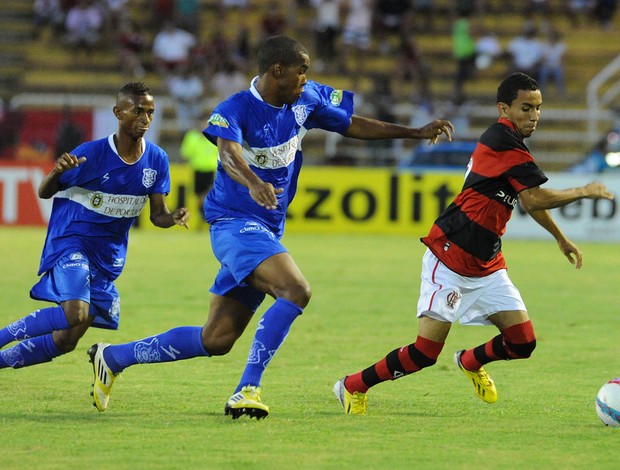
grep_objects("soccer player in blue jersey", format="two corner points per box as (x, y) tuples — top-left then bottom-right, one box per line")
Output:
(0, 82), (189, 372)
(88, 35), (454, 418)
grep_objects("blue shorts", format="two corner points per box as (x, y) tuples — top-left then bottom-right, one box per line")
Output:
(209, 219), (287, 312)
(30, 251), (121, 330)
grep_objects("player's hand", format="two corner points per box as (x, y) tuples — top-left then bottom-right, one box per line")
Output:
(249, 182), (283, 210)
(558, 237), (583, 269)
(583, 181), (614, 200)
(418, 120), (455, 145)
(172, 207), (190, 229)
(55, 153), (86, 173)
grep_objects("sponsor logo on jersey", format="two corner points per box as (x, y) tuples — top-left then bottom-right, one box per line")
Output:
(208, 113), (230, 128)
(495, 190), (518, 208)
(142, 168), (157, 188)
(330, 89), (343, 106)
(61, 187), (149, 219)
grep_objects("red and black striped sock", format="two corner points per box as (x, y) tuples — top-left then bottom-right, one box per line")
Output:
(344, 336), (444, 393)
(460, 320), (537, 371)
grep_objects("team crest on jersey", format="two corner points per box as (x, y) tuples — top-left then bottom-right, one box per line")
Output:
(142, 168), (157, 188)
(330, 89), (343, 106)
(90, 193), (103, 208)
(292, 105), (308, 126)
(255, 151), (268, 167)
(208, 113), (229, 128)
(446, 290), (462, 309)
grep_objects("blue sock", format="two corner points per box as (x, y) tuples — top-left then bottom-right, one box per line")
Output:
(0, 334), (62, 369)
(104, 326), (209, 374)
(234, 298), (303, 393)
(0, 306), (70, 348)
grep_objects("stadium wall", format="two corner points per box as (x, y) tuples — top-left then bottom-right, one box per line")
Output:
(1, 163), (618, 241)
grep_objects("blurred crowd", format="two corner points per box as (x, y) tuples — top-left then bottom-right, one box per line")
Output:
(16, 0), (618, 166)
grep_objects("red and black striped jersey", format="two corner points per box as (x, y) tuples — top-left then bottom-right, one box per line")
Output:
(421, 118), (548, 277)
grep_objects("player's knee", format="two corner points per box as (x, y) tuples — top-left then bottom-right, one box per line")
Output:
(61, 301), (90, 326)
(53, 334), (80, 353)
(281, 281), (312, 308)
(506, 339), (537, 359)
(201, 329), (236, 356)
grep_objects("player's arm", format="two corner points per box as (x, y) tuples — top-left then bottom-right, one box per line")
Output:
(149, 193), (190, 229)
(523, 206), (583, 269)
(217, 137), (282, 210)
(518, 182), (614, 212)
(343, 115), (454, 144)
(38, 153), (86, 199)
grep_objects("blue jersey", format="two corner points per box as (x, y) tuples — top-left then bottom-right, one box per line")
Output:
(38, 135), (171, 280)
(203, 79), (354, 237)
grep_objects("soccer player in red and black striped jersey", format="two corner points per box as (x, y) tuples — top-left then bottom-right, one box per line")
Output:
(334, 72), (615, 415)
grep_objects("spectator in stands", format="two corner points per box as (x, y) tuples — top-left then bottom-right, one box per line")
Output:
(32, 0), (66, 41)
(210, 59), (248, 102)
(506, 22), (543, 80)
(566, 0), (591, 28)
(166, 64), (205, 134)
(102, 0), (128, 36)
(117, 17), (146, 78)
(192, 26), (232, 79)
(410, 0), (434, 33)
(259, 1), (288, 45)
(63, 0), (104, 55)
(231, 22), (252, 73)
(310, 0), (343, 73)
(538, 29), (566, 98)
(219, 0), (249, 10)
(592, 0), (618, 30)
(55, 106), (85, 157)
(397, 33), (432, 100)
(374, 0), (412, 52)
(176, 0), (201, 37)
(180, 112), (218, 224)
(452, 7), (476, 105)
(152, 21), (197, 76)
(475, 28), (502, 70)
(341, 0), (373, 87)
(150, 0), (175, 31)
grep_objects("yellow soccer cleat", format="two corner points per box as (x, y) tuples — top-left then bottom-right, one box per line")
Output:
(88, 343), (118, 412)
(454, 350), (498, 403)
(224, 385), (270, 420)
(333, 377), (367, 415)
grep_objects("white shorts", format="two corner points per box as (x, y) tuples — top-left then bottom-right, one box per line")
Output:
(417, 249), (526, 326)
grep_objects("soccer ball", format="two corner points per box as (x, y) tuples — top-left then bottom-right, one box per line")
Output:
(595, 378), (620, 427)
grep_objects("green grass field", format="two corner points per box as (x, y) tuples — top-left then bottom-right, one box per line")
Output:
(0, 226), (618, 469)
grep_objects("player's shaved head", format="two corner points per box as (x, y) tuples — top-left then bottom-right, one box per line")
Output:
(257, 36), (309, 75)
(116, 82), (152, 105)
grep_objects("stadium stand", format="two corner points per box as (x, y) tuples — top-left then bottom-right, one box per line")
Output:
(2, 0), (619, 168)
